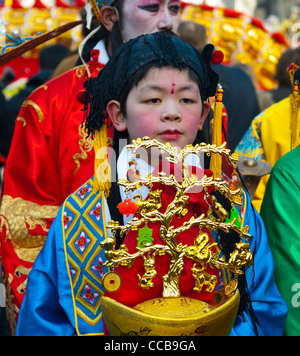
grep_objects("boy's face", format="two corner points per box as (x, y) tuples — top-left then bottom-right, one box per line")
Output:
(109, 67), (210, 150)
(120, 0), (181, 41)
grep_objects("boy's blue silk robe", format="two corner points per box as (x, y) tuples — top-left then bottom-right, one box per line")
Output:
(16, 178), (288, 336)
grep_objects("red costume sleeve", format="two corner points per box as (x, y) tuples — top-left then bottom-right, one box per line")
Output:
(0, 56), (108, 332)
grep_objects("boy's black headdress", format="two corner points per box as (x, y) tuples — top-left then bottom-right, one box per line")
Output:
(83, 31), (219, 137)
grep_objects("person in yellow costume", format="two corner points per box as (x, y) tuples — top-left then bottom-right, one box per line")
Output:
(234, 64), (300, 212)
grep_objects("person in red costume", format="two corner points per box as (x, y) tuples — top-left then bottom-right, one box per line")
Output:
(0, 0), (181, 334)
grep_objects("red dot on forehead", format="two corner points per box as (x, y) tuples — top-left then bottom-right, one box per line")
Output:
(171, 82), (175, 94)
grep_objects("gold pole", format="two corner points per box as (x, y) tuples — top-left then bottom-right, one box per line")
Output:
(210, 85), (224, 179)
(290, 80), (300, 150)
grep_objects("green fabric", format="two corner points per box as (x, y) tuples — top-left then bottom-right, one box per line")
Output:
(261, 146), (300, 336)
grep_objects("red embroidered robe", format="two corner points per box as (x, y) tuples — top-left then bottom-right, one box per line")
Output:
(0, 50), (110, 332)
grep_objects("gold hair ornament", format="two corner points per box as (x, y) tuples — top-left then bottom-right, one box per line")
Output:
(88, 0), (101, 23)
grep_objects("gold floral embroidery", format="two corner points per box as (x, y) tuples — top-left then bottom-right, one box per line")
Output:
(0, 195), (60, 262)
(2, 271), (19, 335)
(73, 124), (113, 175)
(15, 266), (31, 294)
(31, 84), (48, 95)
(75, 64), (102, 80)
(73, 124), (94, 174)
(15, 265), (31, 279)
(107, 136), (113, 147)
(16, 117), (26, 127)
(75, 65), (86, 79)
(21, 100), (44, 123)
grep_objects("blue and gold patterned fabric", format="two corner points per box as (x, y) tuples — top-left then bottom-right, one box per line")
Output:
(98, 0), (116, 6)
(62, 178), (109, 333)
(17, 178), (109, 336)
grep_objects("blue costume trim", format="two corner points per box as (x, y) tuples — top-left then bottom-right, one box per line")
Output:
(62, 179), (109, 334)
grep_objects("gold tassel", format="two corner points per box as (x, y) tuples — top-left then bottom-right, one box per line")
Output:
(290, 80), (300, 150)
(210, 85), (223, 179)
(288, 64), (300, 150)
(93, 126), (111, 198)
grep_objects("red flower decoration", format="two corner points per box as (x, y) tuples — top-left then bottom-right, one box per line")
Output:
(251, 18), (267, 32)
(211, 50), (224, 65)
(223, 8), (242, 18)
(272, 32), (289, 47)
(117, 198), (138, 217)
(200, 3), (214, 11)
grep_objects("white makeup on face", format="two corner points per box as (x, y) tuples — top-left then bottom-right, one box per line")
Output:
(120, 0), (181, 42)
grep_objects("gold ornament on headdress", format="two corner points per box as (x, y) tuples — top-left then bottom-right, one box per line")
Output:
(88, 0), (101, 23)
(288, 64), (300, 150)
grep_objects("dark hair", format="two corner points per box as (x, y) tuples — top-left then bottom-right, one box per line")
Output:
(118, 62), (203, 118)
(84, 32), (218, 137)
(39, 44), (70, 71)
(178, 21), (207, 51)
(110, 0), (126, 54)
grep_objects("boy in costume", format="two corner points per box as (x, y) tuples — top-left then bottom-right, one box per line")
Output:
(16, 32), (287, 336)
(0, 0), (181, 332)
